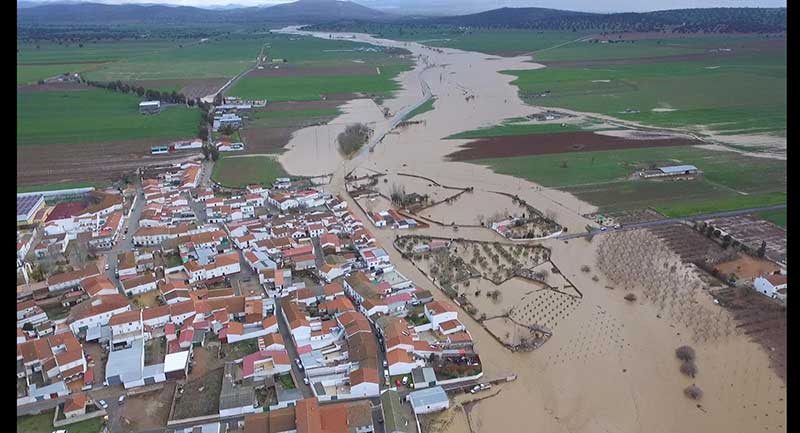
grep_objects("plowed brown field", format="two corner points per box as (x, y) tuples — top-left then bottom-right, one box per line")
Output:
(446, 131), (698, 160)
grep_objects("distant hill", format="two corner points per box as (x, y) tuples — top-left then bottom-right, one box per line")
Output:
(17, 0), (392, 25)
(426, 6), (786, 33)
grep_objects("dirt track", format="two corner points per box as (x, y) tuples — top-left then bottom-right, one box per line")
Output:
(446, 131), (699, 161)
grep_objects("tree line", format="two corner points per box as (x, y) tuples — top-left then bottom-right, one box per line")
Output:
(84, 79), (194, 107)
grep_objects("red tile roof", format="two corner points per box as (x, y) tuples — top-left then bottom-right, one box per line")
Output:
(108, 310), (141, 326)
(64, 392), (88, 413)
(296, 397), (322, 433)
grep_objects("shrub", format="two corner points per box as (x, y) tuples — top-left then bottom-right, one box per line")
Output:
(680, 360), (698, 377)
(581, 265), (591, 273)
(684, 384), (703, 400)
(675, 345), (696, 362)
(337, 123), (372, 157)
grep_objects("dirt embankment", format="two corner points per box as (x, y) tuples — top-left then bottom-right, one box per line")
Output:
(446, 131), (699, 161)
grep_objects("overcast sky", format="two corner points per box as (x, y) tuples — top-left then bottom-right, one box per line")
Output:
(20, 0), (788, 13)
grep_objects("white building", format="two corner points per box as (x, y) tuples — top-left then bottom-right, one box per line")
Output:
(754, 274), (787, 300)
(406, 386), (449, 414)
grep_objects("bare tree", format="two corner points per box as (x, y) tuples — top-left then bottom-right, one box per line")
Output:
(684, 384), (703, 400)
(680, 360), (698, 378)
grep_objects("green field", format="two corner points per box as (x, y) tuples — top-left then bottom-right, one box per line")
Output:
(229, 63), (410, 101)
(533, 35), (783, 62)
(419, 30), (587, 55)
(248, 107), (341, 128)
(17, 181), (110, 193)
(83, 37), (266, 81)
(476, 145), (785, 215)
(504, 50), (786, 135)
(211, 155), (288, 188)
(17, 88), (200, 146)
(17, 64), (94, 85)
(17, 410), (104, 433)
(18, 40), (182, 84)
(259, 33), (411, 67)
(77, 34), (410, 82)
(653, 192), (786, 217)
(18, 40), (179, 64)
(310, 26), (587, 56)
(754, 208), (787, 228)
(405, 97), (436, 121)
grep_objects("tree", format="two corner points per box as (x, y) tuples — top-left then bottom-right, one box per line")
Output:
(675, 345), (696, 362)
(684, 384), (703, 400)
(680, 360), (698, 377)
(757, 241), (767, 258)
(201, 144), (211, 160)
(23, 322), (34, 331)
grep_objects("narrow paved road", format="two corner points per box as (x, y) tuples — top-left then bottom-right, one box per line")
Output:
(274, 300), (314, 399)
(558, 204), (786, 240)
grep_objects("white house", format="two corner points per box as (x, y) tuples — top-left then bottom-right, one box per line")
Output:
(754, 274), (787, 300)
(348, 368), (380, 398)
(387, 348), (422, 376)
(225, 317), (279, 344)
(424, 301), (458, 330)
(68, 294), (132, 335)
(407, 386), (449, 414)
(121, 273), (160, 296)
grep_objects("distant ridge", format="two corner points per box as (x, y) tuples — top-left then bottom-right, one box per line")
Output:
(17, 2), (786, 34)
(426, 6), (786, 33)
(17, 0), (392, 25)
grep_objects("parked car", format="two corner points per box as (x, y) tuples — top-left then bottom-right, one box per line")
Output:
(104, 263), (110, 271)
(122, 235), (127, 240)
(118, 395), (125, 404)
(401, 376), (409, 385)
(382, 360), (388, 367)
(395, 379), (402, 387)
(98, 400), (108, 409)
(470, 385), (481, 394)
(303, 377), (309, 385)
(613, 224), (621, 229)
